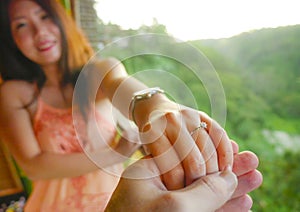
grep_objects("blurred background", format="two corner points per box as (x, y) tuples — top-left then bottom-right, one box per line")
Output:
(0, 0), (299, 211)
(94, 1), (300, 211)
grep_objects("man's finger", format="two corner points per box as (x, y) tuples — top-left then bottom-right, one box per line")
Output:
(232, 170), (263, 199)
(233, 151), (259, 176)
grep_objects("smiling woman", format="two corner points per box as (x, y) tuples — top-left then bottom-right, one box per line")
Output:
(0, 1), (127, 210)
(9, 1), (62, 66)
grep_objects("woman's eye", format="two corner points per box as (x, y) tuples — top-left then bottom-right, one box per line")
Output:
(16, 23), (26, 30)
(41, 14), (50, 20)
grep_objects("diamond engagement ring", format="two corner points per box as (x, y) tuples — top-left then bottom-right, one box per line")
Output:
(190, 121), (208, 136)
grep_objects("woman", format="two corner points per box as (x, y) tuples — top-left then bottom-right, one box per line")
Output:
(0, 0), (258, 211)
(0, 0), (140, 210)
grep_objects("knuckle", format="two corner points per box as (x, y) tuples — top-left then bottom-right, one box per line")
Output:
(185, 154), (205, 171)
(165, 111), (180, 126)
(214, 126), (226, 137)
(205, 149), (218, 163)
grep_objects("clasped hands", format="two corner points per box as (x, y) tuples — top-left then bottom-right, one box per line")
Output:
(107, 101), (262, 211)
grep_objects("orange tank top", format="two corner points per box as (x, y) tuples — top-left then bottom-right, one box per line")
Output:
(33, 97), (117, 154)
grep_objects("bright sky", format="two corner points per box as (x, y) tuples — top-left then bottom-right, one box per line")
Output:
(95, 0), (300, 41)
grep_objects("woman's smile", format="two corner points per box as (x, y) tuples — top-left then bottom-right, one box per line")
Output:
(37, 40), (57, 52)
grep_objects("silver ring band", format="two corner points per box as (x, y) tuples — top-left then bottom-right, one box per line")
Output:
(190, 121), (207, 136)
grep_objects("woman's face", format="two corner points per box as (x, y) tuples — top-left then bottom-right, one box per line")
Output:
(9, 0), (62, 68)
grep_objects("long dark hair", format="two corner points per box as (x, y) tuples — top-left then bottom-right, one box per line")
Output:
(0, 0), (71, 88)
(0, 0), (94, 117)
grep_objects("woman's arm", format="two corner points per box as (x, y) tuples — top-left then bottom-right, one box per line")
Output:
(0, 81), (138, 180)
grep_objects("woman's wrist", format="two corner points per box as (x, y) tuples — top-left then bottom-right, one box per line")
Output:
(129, 87), (165, 125)
(131, 91), (173, 129)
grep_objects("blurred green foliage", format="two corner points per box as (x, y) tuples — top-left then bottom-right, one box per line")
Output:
(96, 21), (300, 211)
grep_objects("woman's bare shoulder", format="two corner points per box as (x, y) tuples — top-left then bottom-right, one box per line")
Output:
(0, 80), (35, 108)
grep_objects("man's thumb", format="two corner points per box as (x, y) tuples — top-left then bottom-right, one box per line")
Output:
(181, 166), (238, 211)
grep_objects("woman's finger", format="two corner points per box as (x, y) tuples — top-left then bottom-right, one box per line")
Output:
(180, 109), (218, 184)
(147, 136), (185, 190)
(192, 127), (218, 175)
(141, 117), (185, 190)
(164, 111), (206, 187)
(200, 112), (233, 171)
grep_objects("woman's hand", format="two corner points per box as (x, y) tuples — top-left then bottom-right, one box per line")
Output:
(134, 97), (233, 190)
